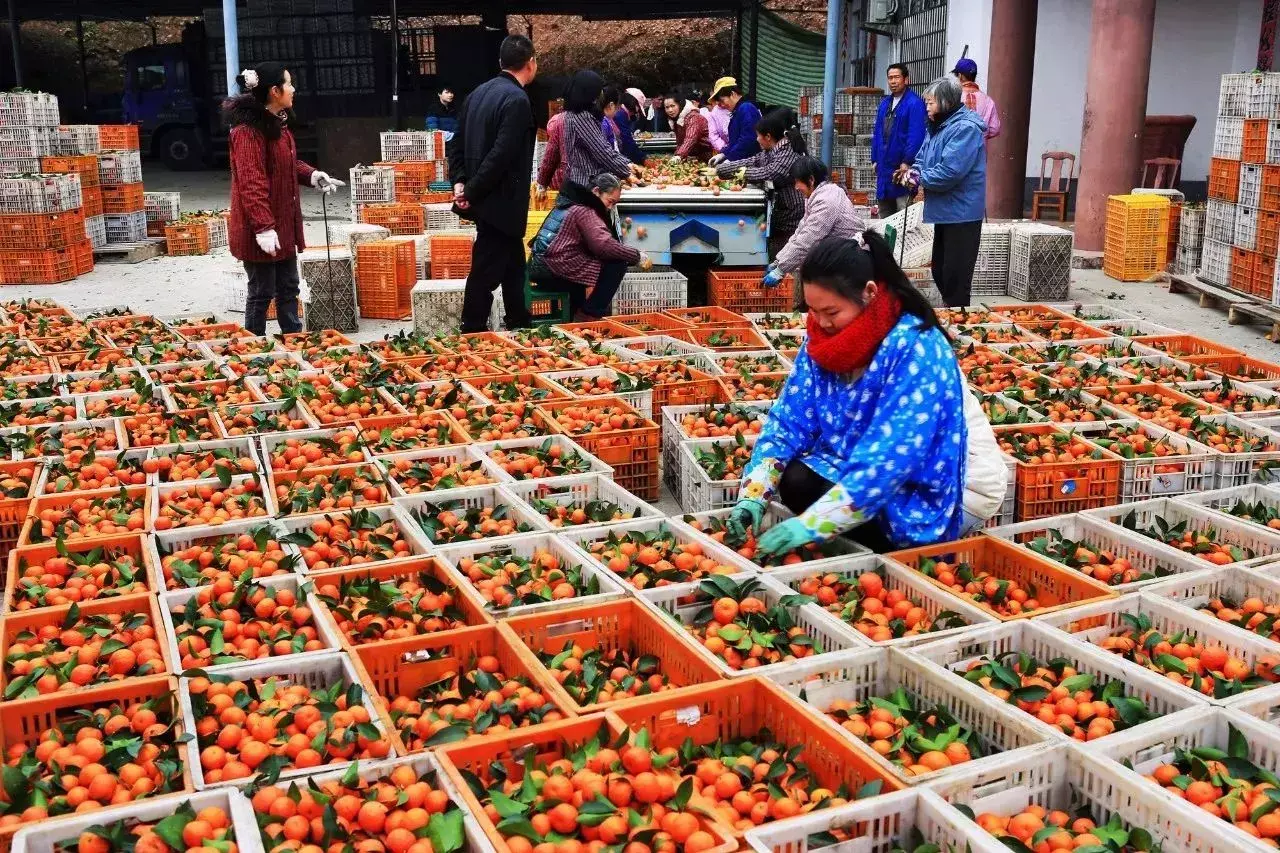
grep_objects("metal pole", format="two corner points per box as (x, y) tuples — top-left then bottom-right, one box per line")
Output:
(820, 0), (840, 165)
(391, 0), (401, 130)
(732, 4), (743, 80)
(75, 0), (88, 113)
(6, 0), (21, 89)
(747, 0), (759, 99)
(222, 0), (239, 99)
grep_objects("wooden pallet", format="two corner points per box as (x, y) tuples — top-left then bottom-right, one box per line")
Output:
(93, 238), (165, 264)
(1174, 274), (1280, 340)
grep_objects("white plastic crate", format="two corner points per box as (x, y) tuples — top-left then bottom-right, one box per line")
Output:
(1206, 199), (1238, 244)
(1267, 120), (1280, 164)
(271, 503), (431, 574)
(764, 553), (998, 647)
(1220, 75), (1252, 118)
(348, 163), (396, 205)
(1248, 72), (1280, 118)
(411, 279), (466, 336)
(1171, 482), (1280, 535)
(1077, 419), (1217, 500)
(379, 130), (446, 161)
(377, 443), (514, 497)
(179, 651), (394, 789)
(910, 621), (1209, 744)
(1082, 705), (1280, 853)
(83, 213), (106, 248)
(659, 401), (769, 494)
(1084, 496), (1280, 567)
(104, 210), (148, 244)
(678, 433), (759, 513)
(471, 434), (614, 480)
(423, 201), (471, 232)
(1236, 203), (1260, 250)
(11, 789), (254, 853)
(928, 744), (1242, 853)
(1201, 237), (1233, 286)
(0, 91), (59, 126)
(1240, 163), (1263, 209)
(503, 472), (664, 530)
(987, 512), (1208, 594)
(682, 501), (868, 573)
(97, 149), (144, 184)
(1173, 244), (1201, 275)
(0, 126), (55, 158)
(152, 473), (277, 530)
(1144, 564), (1280, 641)
(159, 572), (342, 673)
(0, 173), (82, 214)
(1036, 592), (1280, 708)
(614, 265), (689, 314)
(1009, 222), (1073, 301)
(637, 571), (863, 681)
(144, 190), (181, 224)
(1179, 204), (1206, 248)
(973, 222), (1012, 297)
(53, 124), (99, 155)
(766, 648), (1053, 787)
(542, 366), (654, 418)
(434, 530), (628, 618)
(1178, 377), (1280, 420)
(394, 482), (551, 552)
(1214, 115), (1245, 158)
(0, 156), (40, 174)
(871, 201), (932, 268)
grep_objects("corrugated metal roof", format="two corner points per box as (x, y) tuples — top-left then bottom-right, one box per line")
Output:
(743, 8), (826, 110)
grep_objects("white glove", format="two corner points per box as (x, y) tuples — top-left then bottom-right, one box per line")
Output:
(311, 171), (345, 194)
(638, 251), (653, 271)
(708, 154), (727, 167)
(255, 229), (281, 255)
(668, 155), (682, 164)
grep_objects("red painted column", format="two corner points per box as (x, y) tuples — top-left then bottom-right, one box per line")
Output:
(1075, 0), (1157, 251)
(986, 0), (1038, 218)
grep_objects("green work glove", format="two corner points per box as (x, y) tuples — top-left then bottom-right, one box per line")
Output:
(755, 517), (819, 561)
(728, 498), (766, 532)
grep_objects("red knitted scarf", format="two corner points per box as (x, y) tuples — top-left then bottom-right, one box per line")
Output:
(806, 290), (903, 374)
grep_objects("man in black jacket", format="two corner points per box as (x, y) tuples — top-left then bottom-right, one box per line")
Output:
(447, 34), (537, 331)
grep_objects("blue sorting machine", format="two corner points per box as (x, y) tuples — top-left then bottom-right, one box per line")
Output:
(617, 185), (769, 266)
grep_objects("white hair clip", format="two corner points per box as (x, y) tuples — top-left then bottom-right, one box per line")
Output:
(854, 232), (869, 251)
(241, 69), (259, 90)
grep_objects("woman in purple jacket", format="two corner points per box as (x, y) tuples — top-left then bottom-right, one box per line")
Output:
(527, 173), (645, 321)
(767, 156), (867, 286)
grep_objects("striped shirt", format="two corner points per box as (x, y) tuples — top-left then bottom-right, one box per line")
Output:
(717, 137), (805, 234)
(562, 110), (633, 186)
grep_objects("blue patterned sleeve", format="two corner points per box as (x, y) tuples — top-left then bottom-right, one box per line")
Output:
(795, 332), (958, 538)
(738, 347), (820, 502)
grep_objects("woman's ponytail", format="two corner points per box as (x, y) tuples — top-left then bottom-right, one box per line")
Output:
(860, 230), (945, 333)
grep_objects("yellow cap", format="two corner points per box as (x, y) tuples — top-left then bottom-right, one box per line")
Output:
(712, 76), (738, 98)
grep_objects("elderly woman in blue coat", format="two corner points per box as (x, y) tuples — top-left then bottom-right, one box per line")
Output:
(898, 75), (988, 307)
(728, 232), (968, 557)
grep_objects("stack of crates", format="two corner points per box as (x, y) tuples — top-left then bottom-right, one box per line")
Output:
(348, 163), (395, 221)
(376, 131), (451, 207)
(0, 174), (92, 282)
(144, 191), (181, 238)
(40, 153), (103, 247)
(0, 91), (59, 174)
(1175, 202), (1205, 274)
(96, 127), (144, 242)
(1103, 194), (1170, 282)
(804, 87), (882, 202)
(1206, 71), (1280, 296)
(355, 239), (416, 319)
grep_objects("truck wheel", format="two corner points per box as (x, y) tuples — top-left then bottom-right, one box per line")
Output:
(159, 128), (205, 171)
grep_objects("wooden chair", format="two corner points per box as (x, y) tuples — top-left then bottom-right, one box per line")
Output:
(1142, 157), (1182, 189)
(1032, 151), (1075, 221)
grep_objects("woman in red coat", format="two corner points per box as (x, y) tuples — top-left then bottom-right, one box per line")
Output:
(664, 94), (712, 163)
(225, 62), (343, 335)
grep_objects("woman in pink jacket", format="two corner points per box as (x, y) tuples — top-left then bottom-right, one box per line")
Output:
(767, 156), (867, 284)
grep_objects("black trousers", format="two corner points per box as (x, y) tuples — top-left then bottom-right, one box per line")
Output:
(776, 458), (896, 554)
(931, 220), (983, 308)
(532, 260), (628, 318)
(460, 220), (532, 333)
(877, 195), (907, 217)
(243, 258), (302, 336)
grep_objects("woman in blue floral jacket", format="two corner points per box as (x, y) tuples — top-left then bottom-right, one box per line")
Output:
(729, 232), (967, 555)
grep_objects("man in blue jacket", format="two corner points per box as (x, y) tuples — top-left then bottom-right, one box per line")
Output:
(871, 63), (926, 217)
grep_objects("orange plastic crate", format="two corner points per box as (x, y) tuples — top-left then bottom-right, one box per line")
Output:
(1209, 157), (1241, 202)
(97, 124), (141, 150)
(429, 234), (474, 279)
(614, 311), (694, 333)
(1264, 165), (1280, 211)
(0, 242), (92, 284)
(1256, 254), (1277, 300)
(886, 534), (1118, 621)
(101, 182), (144, 214)
(683, 325), (770, 352)
(1231, 247), (1257, 294)
(352, 623), (576, 756)
(81, 185), (103, 218)
(38, 155), (100, 188)
(164, 221), (212, 256)
(707, 267), (795, 313)
(1132, 333), (1242, 358)
(537, 397), (661, 500)
(0, 594), (171, 697)
(0, 675), (191, 851)
(0, 210), (85, 251)
(995, 423), (1123, 520)
(607, 678), (905, 833)
(361, 202), (426, 235)
(501, 598), (724, 714)
(356, 240), (415, 319)
(0, 459), (40, 567)
(1259, 210), (1280, 258)
(1181, 354), (1280, 382)
(1244, 119), (1270, 163)
(663, 306), (753, 327)
(616, 359), (722, 410)
(17, 485), (152, 548)
(1102, 195), (1169, 282)
(6, 531), (155, 611)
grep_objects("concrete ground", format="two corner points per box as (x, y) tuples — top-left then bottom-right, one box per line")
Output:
(7, 167), (1280, 355)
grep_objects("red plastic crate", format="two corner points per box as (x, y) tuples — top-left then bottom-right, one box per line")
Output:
(1209, 157), (1241, 202)
(428, 234), (474, 279)
(361, 202), (426, 235)
(38, 155), (100, 188)
(0, 210), (86, 251)
(97, 124), (141, 150)
(0, 241), (92, 284)
(101, 183), (144, 214)
(355, 239), (415, 319)
(707, 266), (796, 313)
